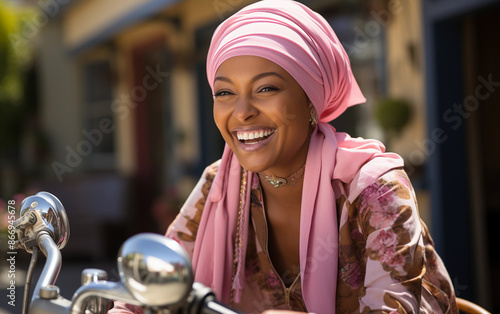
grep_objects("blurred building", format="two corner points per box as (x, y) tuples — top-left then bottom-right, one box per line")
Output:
(31, 0), (394, 259)
(13, 0), (499, 311)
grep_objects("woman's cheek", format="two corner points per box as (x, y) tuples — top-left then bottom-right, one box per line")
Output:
(213, 104), (225, 128)
(213, 106), (233, 141)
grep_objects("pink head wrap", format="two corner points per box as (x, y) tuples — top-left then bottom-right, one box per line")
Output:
(206, 0), (366, 122)
(188, 1), (404, 313)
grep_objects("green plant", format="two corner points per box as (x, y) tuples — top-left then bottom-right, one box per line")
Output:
(374, 97), (413, 134)
(0, 1), (23, 104)
(0, 2), (34, 155)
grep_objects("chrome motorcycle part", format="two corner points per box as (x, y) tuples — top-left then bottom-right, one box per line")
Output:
(80, 269), (112, 314)
(15, 191), (70, 252)
(15, 192), (245, 314)
(81, 268), (108, 285)
(184, 282), (244, 314)
(15, 192), (67, 314)
(34, 232), (62, 301)
(117, 233), (194, 307)
(40, 285), (60, 300)
(70, 281), (142, 314)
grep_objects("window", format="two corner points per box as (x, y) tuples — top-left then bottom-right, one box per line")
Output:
(82, 59), (116, 170)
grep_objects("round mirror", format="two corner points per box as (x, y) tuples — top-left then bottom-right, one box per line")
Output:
(117, 233), (194, 307)
(19, 191), (70, 249)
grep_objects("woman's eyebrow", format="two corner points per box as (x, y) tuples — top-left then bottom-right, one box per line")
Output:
(213, 71), (286, 84)
(251, 71), (286, 83)
(213, 76), (232, 84)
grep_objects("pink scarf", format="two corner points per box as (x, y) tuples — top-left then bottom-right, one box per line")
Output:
(191, 1), (404, 312)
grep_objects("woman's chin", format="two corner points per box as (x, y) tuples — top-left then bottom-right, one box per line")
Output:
(239, 162), (267, 173)
(235, 155), (272, 174)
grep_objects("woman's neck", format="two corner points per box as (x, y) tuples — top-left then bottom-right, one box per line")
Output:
(256, 125), (313, 214)
(258, 172), (304, 215)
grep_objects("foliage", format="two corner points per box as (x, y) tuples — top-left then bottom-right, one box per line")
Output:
(0, 1), (23, 104)
(0, 2), (33, 154)
(374, 98), (413, 134)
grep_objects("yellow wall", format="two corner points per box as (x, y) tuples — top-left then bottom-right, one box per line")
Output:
(385, 0), (426, 162)
(384, 0), (430, 224)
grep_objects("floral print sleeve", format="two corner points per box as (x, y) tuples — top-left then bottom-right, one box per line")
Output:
(336, 169), (458, 314)
(165, 161), (218, 257)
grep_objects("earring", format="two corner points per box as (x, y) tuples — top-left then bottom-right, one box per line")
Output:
(309, 103), (318, 127)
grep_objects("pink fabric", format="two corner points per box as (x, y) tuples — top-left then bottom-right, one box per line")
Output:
(206, 0), (366, 122)
(296, 124), (403, 313)
(193, 1), (405, 313)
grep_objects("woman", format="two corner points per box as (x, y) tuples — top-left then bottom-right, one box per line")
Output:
(113, 0), (457, 313)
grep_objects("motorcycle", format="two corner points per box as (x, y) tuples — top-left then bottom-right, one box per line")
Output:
(13, 191), (243, 314)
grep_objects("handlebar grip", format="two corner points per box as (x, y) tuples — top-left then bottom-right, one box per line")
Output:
(184, 283), (244, 314)
(201, 298), (244, 314)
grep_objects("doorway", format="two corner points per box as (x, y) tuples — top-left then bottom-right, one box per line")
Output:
(131, 37), (173, 233)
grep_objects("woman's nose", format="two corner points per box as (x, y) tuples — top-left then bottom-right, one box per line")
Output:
(232, 96), (258, 122)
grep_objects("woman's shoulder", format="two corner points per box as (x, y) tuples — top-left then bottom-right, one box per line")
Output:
(166, 160), (221, 245)
(196, 160), (220, 200)
(339, 168), (418, 236)
(358, 168), (413, 201)
(204, 159), (220, 179)
(356, 168), (415, 216)
(334, 165), (408, 202)
(192, 159), (221, 199)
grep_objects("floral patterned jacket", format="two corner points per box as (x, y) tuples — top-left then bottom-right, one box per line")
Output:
(111, 165), (458, 314)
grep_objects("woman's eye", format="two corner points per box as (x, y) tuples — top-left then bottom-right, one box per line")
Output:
(214, 90), (233, 97)
(258, 86), (278, 93)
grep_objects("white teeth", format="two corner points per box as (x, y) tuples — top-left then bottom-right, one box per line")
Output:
(237, 129), (275, 141)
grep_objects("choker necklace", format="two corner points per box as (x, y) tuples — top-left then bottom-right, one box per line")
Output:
(261, 163), (306, 188)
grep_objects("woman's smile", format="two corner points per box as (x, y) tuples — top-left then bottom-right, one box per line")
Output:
(235, 128), (276, 142)
(233, 128), (277, 152)
(213, 55), (312, 175)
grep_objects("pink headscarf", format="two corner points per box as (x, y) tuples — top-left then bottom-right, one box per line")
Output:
(206, 0), (366, 122)
(191, 1), (404, 313)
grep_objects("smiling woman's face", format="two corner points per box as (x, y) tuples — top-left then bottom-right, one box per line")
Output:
(213, 55), (312, 175)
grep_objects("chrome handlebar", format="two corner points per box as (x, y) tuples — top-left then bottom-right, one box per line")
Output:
(33, 232), (62, 303)
(14, 192), (243, 314)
